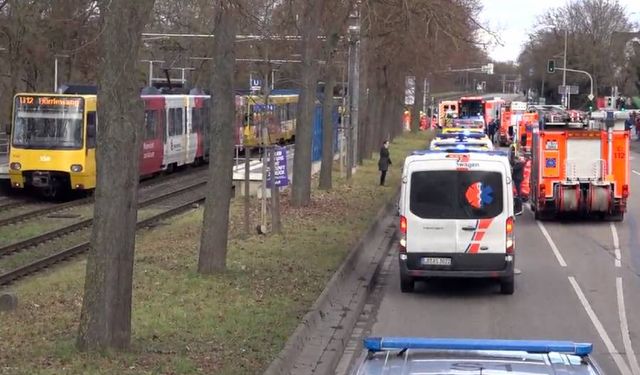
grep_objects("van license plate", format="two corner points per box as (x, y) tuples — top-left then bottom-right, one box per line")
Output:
(421, 257), (452, 266)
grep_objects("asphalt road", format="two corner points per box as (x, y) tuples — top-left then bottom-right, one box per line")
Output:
(340, 145), (640, 374)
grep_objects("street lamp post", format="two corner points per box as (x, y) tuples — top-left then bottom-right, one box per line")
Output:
(54, 54), (70, 92)
(562, 28), (568, 108)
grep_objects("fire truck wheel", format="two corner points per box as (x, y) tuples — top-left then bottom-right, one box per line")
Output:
(534, 209), (552, 221)
(606, 211), (624, 222)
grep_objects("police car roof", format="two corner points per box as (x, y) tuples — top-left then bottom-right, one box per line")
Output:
(356, 337), (600, 375)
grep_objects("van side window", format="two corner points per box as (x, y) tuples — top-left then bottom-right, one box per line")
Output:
(87, 111), (97, 148)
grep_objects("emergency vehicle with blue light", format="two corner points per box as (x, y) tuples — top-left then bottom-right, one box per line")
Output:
(398, 147), (515, 294)
(352, 337), (603, 374)
(529, 109), (630, 221)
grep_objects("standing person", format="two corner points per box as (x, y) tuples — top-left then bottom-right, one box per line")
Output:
(509, 147), (524, 216)
(488, 119), (497, 144)
(378, 140), (392, 186)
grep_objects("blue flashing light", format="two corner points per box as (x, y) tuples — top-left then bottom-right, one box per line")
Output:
(436, 133), (484, 140)
(412, 149), (507, 156)
(363, 337), (593, 357)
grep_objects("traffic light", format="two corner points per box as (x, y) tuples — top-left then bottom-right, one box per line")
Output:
(547, 60), (555, 73)
(605, 96), (613, 108)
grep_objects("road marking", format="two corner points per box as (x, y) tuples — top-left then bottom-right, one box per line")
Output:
(611, 223), (622, 268)
(633, 170), (640, 176)
(568, 277), (633, 375)
(617, 277), (640, 375)
(536, 221), (567, 267)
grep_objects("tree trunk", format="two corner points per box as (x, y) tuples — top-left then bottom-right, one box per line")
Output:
(366, 74), (380, 159)
(410, 74), (424, 133)
(198, 1), (237, 273)
(319, 64), (337, 190)
(77, 0), (155, 352)
(291, 0), (325, 207)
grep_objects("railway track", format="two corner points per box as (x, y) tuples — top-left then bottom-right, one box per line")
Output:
(0, 179), (207, 259)
(0, 197), (32, 211)
(0, 187), (207, 286)
(0, 165), (207, 227)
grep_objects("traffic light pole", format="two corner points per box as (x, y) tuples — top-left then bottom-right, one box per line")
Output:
(554, 67), (594, 103)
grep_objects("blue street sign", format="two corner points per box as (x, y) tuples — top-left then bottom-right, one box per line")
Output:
(266, 147), (289, 188)
(250, 78), (262, 91)
(253, 104), (276, 112)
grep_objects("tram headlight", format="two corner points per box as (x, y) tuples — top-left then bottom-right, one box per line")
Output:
(9, 162), (21, 171)
(70, 164), (83, 173)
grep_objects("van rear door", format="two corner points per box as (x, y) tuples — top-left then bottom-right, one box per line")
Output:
(453, 166), (506, 254)
(405, 163), (457, 253)
(405, 159), (507, 255)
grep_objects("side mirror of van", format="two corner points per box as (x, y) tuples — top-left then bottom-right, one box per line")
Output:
(4, 123), (10, 135)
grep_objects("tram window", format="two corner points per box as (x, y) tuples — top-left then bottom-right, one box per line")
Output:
(169, 108), (183, 136)
(144, 110), (157, 140)
(87, 111), (97, 148)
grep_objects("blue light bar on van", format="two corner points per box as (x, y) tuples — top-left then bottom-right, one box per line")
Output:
(363, 337), (593, 356)
(436, 133), (485, 138)
(412, 149), (508, 156)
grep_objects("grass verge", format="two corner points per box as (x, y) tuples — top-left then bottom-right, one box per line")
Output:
(0, 131), (431, 375)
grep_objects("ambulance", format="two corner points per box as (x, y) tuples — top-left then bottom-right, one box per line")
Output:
(438, 100), (458, 127)
(398, 148), (516, 294)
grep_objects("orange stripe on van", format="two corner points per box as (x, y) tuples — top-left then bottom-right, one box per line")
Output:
(478, 219), (493, 230)
(472, 231), (485, 242)
(468, 243), (480, 254)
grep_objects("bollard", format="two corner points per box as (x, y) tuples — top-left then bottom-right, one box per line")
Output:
(0, 291), (18, 312)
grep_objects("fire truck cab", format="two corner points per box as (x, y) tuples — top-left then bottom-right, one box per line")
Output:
(530, 110), (630, 221)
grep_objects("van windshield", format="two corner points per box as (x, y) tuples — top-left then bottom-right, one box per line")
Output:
(410, 170), (503, 219)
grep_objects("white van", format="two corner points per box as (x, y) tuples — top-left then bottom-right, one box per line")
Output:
(398, 149), (515, 294)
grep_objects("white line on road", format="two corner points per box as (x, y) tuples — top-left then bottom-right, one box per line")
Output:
(536, 221), (567, 267)
(617, 277), (640, 375)
(611, 223), (622, 268)
(568, 276), (633, 375)
(633, 170), (640, 176)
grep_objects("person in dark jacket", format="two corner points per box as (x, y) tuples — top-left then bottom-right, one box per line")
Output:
(378, 140), (392, 186)
(510, 150), (524, 215)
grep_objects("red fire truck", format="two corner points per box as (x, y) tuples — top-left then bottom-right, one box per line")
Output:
(529, 110), (630, 221)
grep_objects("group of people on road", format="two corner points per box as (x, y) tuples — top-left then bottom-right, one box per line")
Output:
(626, 111), (640, 139)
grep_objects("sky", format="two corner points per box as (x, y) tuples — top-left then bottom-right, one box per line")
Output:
(480, 0), (640, 62)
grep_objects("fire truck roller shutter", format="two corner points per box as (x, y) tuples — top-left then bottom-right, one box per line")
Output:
(566, 139), (604, 180)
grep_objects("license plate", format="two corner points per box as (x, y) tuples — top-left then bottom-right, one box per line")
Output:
(421, 257), (452, 266)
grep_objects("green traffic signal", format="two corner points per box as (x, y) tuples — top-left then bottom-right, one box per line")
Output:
(547, 60), (555, 73)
